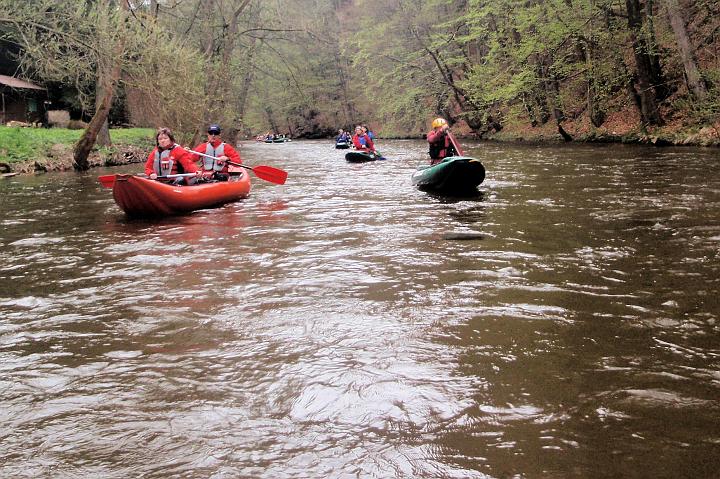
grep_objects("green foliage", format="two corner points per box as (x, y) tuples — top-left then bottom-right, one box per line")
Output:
(0, 127), (80, 162)
(3, 0), (718, 140)
(0, 127), (153, 163)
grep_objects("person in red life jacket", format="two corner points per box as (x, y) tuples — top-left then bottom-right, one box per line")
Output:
(144, 127), (200, 184)
(190, 124), (241, 181)
(351, 125), (376, 153)
(427, 117), (458, 165)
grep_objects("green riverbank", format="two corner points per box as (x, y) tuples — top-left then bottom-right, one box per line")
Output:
(0, 126), (154, 174)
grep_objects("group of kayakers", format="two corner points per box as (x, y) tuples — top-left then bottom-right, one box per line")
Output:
(336, 118), (458, 163)
(145, 124), (241, 185)
(335, 124), (378, 154)
(147, 116), (459, 185)
(255, 132), (289, 142)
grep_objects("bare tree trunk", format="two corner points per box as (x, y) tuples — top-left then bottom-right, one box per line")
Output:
(410, 26), (483, 129)
(625, 0), (663, 126)
(73, 65), (120, 170)
(235, 3), (261, 140)
(201, 0), (253, 143)
(95, 80), (111, 147)
(334, 51), (355, 127)
(664, 0), (707, 100)
(265, 106), (278, 133)
(72, 0), (127, 170)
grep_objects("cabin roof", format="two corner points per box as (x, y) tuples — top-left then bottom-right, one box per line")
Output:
(0, 74), (43, 90)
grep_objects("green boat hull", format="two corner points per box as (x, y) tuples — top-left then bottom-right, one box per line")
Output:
(411, 156), (485, 193)
(345, 151), (377, 163)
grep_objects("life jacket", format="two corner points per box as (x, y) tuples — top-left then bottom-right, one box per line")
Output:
(428, 141), (443, 160)
(153, 144), (181, 176)
(201, 142), (226, 171)
(428, 133), (455, 160)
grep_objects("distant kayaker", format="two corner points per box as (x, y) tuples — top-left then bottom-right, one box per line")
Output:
(336, 129), (350, 143)
(352, 125), (376, 153)
(145, 127), (200, 184)
(362, 125), (375, 140)
(191, 124), (242, 181)
(427, 117), (458, 165)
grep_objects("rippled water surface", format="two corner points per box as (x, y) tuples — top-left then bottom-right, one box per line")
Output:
(1, 139), (719, 478)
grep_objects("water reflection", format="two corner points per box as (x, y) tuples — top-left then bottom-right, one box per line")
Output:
(1, 141), (719, 477)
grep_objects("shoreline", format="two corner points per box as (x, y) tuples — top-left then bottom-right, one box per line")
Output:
(0, 144), (147, 176)
(3, 125), (718, 178)
(379, 124), (720, 147)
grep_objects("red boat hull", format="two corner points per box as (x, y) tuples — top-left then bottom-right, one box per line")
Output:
(110, 174), (251, 217)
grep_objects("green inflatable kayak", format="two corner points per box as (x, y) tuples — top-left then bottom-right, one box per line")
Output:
(345, 151), (386, 162)
(411, 156), (486, 193)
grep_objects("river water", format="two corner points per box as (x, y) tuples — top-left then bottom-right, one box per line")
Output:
(0, 139), (718, 478)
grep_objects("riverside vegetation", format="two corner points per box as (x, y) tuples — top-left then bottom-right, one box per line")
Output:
(0, 0), (718, 171)
(0, 127), (154, 174)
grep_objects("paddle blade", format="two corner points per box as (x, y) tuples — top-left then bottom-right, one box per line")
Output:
(98, 175), (116, 188)
(252, 165), (288, 185)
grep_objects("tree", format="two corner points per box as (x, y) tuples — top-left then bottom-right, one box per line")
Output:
(0, 1), (133, 169)
(1, 0), (208, 167)
(625, 0), (664, 126)
(664, 0), (707, 100)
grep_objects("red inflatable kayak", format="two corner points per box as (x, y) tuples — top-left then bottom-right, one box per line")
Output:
(105, 173), (251, 217)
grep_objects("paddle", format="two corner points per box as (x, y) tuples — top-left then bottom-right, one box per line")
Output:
(372, 150), (387, 160)
(446, 129), (465, 156)
(98, 173), (197, 188)
(358, 144), (386, 160)
(186, 148), (288, 185)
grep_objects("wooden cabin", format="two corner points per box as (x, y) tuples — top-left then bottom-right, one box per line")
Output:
(0, 74), (46, 125)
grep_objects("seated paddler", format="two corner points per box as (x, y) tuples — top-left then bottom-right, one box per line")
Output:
(191, 124), (242, 181)
(351, 125), (376, 154)
(144, 127), (200, 185)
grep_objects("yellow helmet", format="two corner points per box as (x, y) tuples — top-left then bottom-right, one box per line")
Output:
(432, 117), (447, 128)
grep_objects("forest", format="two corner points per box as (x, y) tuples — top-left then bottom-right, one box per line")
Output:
(1, 0), (719, 169)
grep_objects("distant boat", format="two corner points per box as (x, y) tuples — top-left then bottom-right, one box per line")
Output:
(335, 141), (350, 149)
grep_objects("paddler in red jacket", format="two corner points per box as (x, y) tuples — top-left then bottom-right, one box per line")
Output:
(144, 127), (200, 184)
(351, 125), (376, 153)
(427, 117), (457, 165)
(190, 124), (242, 181)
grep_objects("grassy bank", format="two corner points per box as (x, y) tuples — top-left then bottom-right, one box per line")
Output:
(0, 126), (154, 164)
(0, 126), (155, 174)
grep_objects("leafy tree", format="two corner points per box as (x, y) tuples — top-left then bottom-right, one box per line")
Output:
(0, 0), (205, 169)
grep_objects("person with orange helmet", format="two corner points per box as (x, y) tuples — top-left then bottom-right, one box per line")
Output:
(427, 117), (457, 165)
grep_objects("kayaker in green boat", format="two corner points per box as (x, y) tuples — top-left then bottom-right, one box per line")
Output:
(427, 117), (458, 165)
(351, 125), (377, 154)
(362, 124), (375, 141)
(190, 124), (242, 182)
(144, 128), (201, 185)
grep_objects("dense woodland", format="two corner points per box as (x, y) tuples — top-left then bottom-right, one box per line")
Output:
(0, 0), (719, 169)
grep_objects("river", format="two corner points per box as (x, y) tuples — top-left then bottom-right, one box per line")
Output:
(0, 139), (718, 478)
